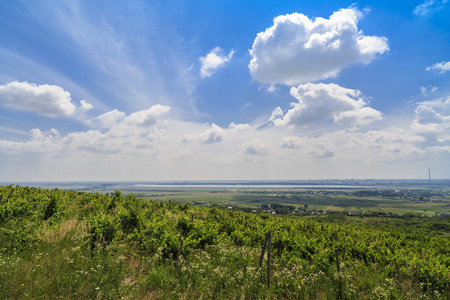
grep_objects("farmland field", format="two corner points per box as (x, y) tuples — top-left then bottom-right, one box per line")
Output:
(63, 180), (450, 216)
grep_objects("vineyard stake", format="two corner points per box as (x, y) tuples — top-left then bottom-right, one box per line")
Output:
(259, 232), (269, 268)
(335, 247), (340, 273)
(267, 230), (272, 287)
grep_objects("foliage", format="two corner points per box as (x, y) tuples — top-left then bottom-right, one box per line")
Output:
(0, 185), (449, 299)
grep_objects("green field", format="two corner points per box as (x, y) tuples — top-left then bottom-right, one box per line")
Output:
(1, 185), (449, 299)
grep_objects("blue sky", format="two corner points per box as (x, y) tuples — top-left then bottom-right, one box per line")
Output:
(0, 0), (449, 181)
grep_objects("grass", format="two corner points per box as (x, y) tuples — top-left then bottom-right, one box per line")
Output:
(1, 185), (449, 299)
(2, 243), (445, 299)
(1, 222), (131, 299)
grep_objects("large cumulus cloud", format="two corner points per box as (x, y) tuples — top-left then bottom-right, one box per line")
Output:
(249, 8), (389, 85)
(270, 83), (382, 127)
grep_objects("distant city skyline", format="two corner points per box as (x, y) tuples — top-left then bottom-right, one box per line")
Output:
(0, 0), (449, 181)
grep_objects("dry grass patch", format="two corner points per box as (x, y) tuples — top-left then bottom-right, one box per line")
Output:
(40, 218), (87, 243)
(128, 255), (141, 269)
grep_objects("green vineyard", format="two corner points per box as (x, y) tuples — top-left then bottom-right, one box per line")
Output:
(1, 185), (449, 299)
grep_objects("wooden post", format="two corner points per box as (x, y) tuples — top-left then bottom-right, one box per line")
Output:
(335, 247), (340, 273)
(267, 231), (272, 287)
(259, 232), (269, 267)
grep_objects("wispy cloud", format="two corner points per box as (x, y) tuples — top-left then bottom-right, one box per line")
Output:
(420, 86), (438, 96)
(2, 1), (198, 114)
(426, 61), (450, 74)
(413, 0), (448, 16)
(0, 126), (30, 136)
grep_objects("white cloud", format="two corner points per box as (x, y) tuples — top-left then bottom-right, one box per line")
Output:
(199, 123), (224, 144)
(88, 105), (171, 135)
(0, 100), (449, 181)
(421, 87), (427, 96)
(10, 105), (170, 157)
(335, 107), (383, 125)
(281, 136), (303, 149)
(0, 127), (63, 154)
(0, 81), (76, 116)
(411, 103), (450, 147)
(415, 105), (445, 124)
(79, 100), (93, 111)
(413, 0), (448, 16)
(229, 122), (250, 131)
(276, 126), (428, 166)
(249, 8), (389, 85)
(271, 83), (382, 127)
(258, 85), (278, 93)
(90, 109), (126, 129)
(266, 85), (278, 93)
(199, 47), (234, 78)
(183, 123), (224, 144)
(421, 86), (438, 96)
(123, 105), (171, 127)
(269, 107), (284, 123)
(105, 105), (171, 141)
(419, 97), (450, 119)
(426, 61), (450, 74)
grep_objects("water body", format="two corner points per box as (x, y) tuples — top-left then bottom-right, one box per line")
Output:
(132, 184), (376, 189)
(3, 179), (447, 191)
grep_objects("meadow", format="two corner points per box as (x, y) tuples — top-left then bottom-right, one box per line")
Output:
(1, 184), (449, 299)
